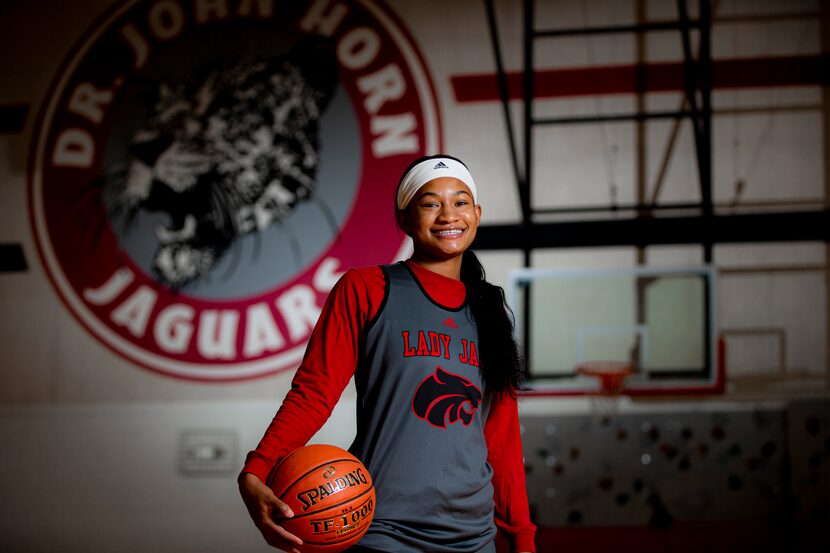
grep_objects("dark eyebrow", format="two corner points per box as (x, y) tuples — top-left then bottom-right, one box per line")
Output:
(416, 190), (473, 200)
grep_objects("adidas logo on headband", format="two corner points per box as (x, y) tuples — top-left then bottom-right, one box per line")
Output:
(396, 155), (478, 210)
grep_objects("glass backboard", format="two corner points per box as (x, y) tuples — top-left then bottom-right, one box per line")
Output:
(508, 266), (723, 396)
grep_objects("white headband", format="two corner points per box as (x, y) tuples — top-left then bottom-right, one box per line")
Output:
(396, 156), (477, 210)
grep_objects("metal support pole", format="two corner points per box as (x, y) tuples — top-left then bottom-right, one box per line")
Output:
(484, 0), (523, 197)
(522, 0), (534, 232)
(522, 0), (535, 366)
(820, 0), (830, 396)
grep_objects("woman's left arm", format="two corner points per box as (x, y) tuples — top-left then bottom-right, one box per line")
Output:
(484, 391), (537, 553)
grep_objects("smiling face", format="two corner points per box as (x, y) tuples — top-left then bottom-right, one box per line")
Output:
(397, 177), (481, 265)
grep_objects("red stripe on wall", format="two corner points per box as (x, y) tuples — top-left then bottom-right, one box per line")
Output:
(496, 521), (796, 553)
(451, 55), (829, 102)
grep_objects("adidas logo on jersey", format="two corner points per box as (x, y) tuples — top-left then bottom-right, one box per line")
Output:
(443, 317), (458, 329)
(433, 161), (449, 169)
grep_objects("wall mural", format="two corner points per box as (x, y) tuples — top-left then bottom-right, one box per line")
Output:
(28, 0), (441, 381)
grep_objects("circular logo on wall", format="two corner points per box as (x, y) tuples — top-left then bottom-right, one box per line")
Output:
(28, 0), (441, 381)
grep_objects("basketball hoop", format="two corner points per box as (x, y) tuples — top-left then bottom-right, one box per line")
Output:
(576, 361), (634, 424)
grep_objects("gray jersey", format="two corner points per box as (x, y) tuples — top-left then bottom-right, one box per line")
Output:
(349, 262), (496, 553)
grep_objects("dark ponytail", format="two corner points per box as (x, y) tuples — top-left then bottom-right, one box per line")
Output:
(461, 250), (528, 396)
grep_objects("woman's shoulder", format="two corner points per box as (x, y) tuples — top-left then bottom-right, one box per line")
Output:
(328, 265), (387, 320)
(329, 265), (387, 306)
(339, 264), (385, 289)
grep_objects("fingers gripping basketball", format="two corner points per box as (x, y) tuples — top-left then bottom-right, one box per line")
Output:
(267, 445), (375, 553)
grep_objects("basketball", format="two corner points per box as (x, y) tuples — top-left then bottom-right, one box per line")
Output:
(266, 444), (375, 553)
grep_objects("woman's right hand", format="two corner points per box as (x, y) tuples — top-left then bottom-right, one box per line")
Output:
(239, 472), (304, 552)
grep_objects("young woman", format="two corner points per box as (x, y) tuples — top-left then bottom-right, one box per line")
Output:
(239, 155), (536, 553)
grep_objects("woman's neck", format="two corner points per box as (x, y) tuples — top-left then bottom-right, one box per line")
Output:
(408, 253), (463, 281)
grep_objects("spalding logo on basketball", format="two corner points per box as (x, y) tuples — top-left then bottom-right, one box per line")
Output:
(267, 444), (375, 552)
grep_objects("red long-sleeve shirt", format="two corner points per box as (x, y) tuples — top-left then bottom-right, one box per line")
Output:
(242, 260), (536, 552)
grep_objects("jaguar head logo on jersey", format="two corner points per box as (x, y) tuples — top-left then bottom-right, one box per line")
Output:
(28, 0), (441, 381)
(412, 367), (482, 428)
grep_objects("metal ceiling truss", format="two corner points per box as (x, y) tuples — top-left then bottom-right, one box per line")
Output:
(479, 0), (828, 253)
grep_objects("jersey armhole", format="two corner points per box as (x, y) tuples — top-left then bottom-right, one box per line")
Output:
(363, 264), (391, 334)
